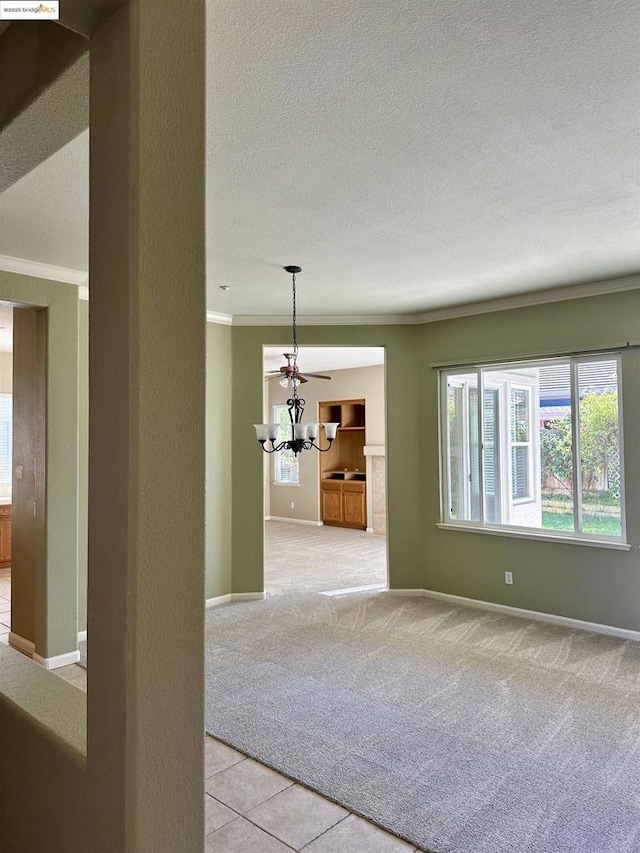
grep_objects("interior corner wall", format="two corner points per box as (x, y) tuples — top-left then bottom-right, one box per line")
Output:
(231, 324), (423, 595)
(206, 321), (232, 598)
(420, 287), (640, 632)
(268, 363), (385, 524)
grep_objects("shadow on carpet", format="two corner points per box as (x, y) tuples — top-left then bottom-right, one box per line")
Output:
(205, 592), (640, 853)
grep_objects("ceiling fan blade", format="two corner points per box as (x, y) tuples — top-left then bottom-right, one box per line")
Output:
(301, 373), (332, 380)
(265, 370), (283, 375)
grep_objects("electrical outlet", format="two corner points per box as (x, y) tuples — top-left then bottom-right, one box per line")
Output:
(504, 571), (513, 585)
(290, 502), (295, 510)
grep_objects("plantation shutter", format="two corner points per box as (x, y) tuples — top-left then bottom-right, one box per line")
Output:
(468, 387), (480, 519)
(511, 447), (529, 499)
(510, 388), (530, 500)
(483, 388), (500, 522)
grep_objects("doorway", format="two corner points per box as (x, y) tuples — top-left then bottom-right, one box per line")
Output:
(262, 345), (388, 596)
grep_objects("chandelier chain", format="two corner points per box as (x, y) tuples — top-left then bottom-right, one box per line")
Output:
(291, 270), (299, 399)
(292, 270), (298, 368)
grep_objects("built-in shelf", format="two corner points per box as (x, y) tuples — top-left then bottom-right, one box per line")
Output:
(319, 399), (367, 529)
(323, 471), (366, 481)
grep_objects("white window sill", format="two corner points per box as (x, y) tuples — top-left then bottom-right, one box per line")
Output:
(272, 482), (301, 487)
(436, 522), (632, 551)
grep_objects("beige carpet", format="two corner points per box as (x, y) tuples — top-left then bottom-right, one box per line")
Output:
(265, 520), (387, 595)
(206, 590), (640, 853)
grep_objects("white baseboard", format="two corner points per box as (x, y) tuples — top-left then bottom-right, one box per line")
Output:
(418, 588), (640, 643)
(266, 516), (324, 527)
(386, 589), (425, 597)
(207, 593), (265, 607)
(8, 632), (35, 657)
(33, 649), (81, 670)
(321, 583), (387, 597)
(77, 630), (87, 642)
(206, 594), (232, 608)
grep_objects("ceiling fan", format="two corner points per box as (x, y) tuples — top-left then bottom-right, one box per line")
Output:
(265, 352), (331, 385)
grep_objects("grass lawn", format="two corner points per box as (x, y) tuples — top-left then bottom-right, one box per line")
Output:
(542, 512), (622, 537)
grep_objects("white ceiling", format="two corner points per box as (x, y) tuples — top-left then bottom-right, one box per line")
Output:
(1, 0), (639, 316)
(264, 346), (384, 374)
(0, 130), (89, 273)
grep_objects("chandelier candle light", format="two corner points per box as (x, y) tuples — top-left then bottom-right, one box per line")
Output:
(254, 266), (339, 456)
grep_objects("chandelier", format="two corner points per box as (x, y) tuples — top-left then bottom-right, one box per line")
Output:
(254, 266), (339, 456)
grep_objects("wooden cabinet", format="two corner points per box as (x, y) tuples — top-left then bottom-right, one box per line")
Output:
(0, 504), (11, 567)
(320, 480), (366, 529)
(343, 482), (366, 527)
(319, 399), (367, 530)
(321, 480), (344, 525)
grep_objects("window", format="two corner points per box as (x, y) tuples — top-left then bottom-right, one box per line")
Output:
(273, 405), (299, 485)
(441, 356), (624, 541)
(0, 394), (11, 496)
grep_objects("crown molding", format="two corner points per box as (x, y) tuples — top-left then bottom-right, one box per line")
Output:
(412, 274), (640, 324)
(0, 253), (88, 287)
(209, 274), (640, 327)
(1, 257), (637, 325)
(206, 311), (232, 325)
(230, 313), (416, 326)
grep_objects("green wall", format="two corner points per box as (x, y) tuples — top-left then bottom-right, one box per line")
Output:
(2, 284), (635, 633)
(205, 322), (232, 598)
(230, 324), (423, 593)
(228, 289), (640, 632)
(421, 289), (640, 631)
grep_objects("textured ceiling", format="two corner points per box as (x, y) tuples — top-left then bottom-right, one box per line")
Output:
(0, 0), (639, 316)
(0, 130), (88, 271)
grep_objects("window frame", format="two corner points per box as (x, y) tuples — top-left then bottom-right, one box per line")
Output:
(272, 404), (300, 486)
(439, 353), (626, 545)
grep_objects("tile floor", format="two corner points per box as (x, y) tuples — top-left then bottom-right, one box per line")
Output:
(55, 664), (424, 852)
(0, 566), (11, 644)
(5, 557), (423, 852)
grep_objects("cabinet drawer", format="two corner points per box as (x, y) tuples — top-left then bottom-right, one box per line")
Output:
(321, 479), (342, 491)
(343, 481), (365, 493)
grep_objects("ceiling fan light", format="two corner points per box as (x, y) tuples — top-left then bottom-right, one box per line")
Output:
(279, 376), (289, 388)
